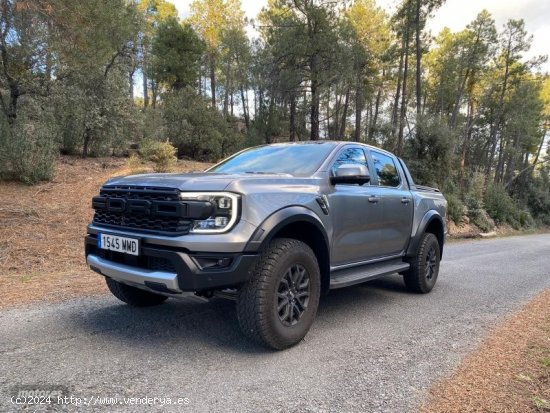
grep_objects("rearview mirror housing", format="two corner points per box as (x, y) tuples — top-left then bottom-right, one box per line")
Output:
(330, 164), (370, 185)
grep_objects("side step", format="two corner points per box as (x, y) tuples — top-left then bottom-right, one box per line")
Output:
(329, 259), (410, 289)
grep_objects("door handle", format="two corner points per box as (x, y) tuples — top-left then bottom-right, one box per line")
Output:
(401, 197), (411, 204)
(368, 195), (380, 203)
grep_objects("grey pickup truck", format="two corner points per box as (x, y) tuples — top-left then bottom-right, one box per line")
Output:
(85, 141), (447, 349)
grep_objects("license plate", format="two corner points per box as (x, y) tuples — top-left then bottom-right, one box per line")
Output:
(97, 233), (140, 256)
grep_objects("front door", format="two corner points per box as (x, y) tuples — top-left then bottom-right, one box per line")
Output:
(328, 147), (385, 266)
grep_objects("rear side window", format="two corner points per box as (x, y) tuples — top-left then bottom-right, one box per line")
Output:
(331, 147), (368, 175)
(371, 151), (400, 187)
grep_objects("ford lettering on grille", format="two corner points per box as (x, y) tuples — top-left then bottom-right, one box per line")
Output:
(91, 186), (212, 235)
(92, 196), (188, 218)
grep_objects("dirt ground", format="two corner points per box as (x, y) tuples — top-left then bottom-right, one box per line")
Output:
(421, 289), (550, 413)
(0, 156), (209, 308)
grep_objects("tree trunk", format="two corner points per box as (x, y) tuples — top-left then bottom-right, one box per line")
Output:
(325, 87), (331, 138)
(310, 55), (320, 140)
(339, 87), (350, 138)
(459, 99), (474, 191)
(354, 67), (363, 142)
(45, 20), (53, 83)
(414, 0), (423, 146)
(142, 69), (149, 108)
(240, 86), (249, 129)
(210, 53), (216, 108)
(415, 0), (422, 119)
(392, 36), (406, 139)
(397, 4), (412, 156)
(267, 92), (275, 144)
(230, 87), (234, 116)
(82, 127), (91, 158)
(129, 70), (135, 101)
(151, 81), (158, 108)
(486, 37), (512, 185)
(333, 91), (342, 138)
(532, 128), (547, 173)
(369, 84), (382, 142)
(504, 132), (520, 184)
(494, 136), (506, 184)
(290, 93), (297, 142)
(223, 63), (229, 117)
(451, 23), (483, 129)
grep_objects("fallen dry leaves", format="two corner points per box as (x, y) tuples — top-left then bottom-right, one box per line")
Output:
(421, 289), (550, 413)
(0, 156), (209, 308)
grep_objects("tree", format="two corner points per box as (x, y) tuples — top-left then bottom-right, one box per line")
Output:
(346, 0), (391, 141)
(259, 0), (340, 141)
(0, 0), (50, 125)
(136, 0), (178, 107)
(188, 0), (228, 108)
(151, 17), (204, 91)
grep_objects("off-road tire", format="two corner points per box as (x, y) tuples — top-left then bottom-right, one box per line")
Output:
(106, 278), (168, 306)
(236, 238), (321, 350)
(403, 232), (440, 293)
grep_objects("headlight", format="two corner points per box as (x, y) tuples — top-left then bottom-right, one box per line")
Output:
(180, 192), (240, 234)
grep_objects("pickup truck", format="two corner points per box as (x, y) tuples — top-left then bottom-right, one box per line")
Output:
(85, 141), (447, 349)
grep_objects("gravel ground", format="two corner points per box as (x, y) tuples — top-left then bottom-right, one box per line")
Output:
(1, 234), (549, 412)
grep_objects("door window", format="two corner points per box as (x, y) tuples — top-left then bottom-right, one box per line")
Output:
(371, 151), (400, 187)
(331, 147), (368, 175)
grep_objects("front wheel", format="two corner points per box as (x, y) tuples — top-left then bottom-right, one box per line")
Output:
(236, 238), (321, 350)
(403, 232), (441, 293)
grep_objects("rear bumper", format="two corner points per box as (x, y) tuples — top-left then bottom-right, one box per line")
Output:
(85, 235), (258, 294)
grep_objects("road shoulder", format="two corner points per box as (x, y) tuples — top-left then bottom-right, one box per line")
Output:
(420, 288), (550, 413)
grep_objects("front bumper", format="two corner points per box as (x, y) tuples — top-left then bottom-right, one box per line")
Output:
(85, 235), (258, 294)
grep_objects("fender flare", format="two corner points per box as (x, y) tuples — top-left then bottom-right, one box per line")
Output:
(244, 206), (329, 254)
(406, 210), (446, 258)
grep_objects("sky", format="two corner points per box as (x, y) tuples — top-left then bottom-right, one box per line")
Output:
(168, 0), (550, 73)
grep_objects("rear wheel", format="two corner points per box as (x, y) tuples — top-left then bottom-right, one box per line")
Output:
(106, 278), (168, 307)
(403, 232), (440, 293)
(236, 238), (321, 350)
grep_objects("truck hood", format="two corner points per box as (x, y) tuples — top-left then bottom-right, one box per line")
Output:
(103, 172), (296, 192)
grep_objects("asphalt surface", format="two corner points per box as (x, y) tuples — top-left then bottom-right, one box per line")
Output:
(1, 234), (549, 413)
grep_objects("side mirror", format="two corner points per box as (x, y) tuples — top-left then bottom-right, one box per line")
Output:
(330, 164), (370, 185)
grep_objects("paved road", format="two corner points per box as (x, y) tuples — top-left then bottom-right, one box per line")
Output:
(1, 234), (549, 413)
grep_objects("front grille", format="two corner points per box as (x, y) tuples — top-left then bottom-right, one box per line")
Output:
(87, 242), (177, 273)
(92, 186), (192, 235)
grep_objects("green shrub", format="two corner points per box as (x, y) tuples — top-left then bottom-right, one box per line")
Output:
(465, 196), (495, 232)
(465, 171), (486, 200)
(484, 184), (523, 228)
(148, 140), (177, 173)
(162, 88), (244, 161)
(138, 138), (161, 161)
(517, 209), (534, 228)
(446, 193), (465, 224)
(472, 209), (496, 232)
(0, 108), (58, 184)
(524, 178), (550, 225)
(402, 115), (455, 188)
(125, 152), (148, 174)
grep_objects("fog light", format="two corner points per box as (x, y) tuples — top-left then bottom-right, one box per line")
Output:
(195, 256), (232, 270)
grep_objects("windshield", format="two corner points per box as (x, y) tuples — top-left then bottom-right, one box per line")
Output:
(208, 143), (338, 176)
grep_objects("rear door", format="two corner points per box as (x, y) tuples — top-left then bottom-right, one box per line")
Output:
(367, 150), (414, 256)
(328, 146), (385, 266)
